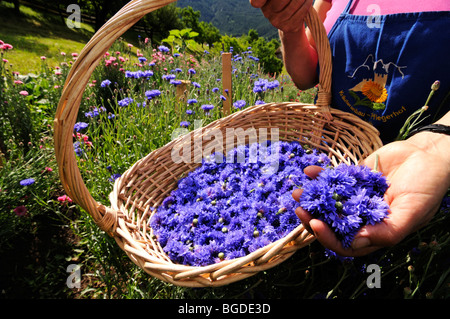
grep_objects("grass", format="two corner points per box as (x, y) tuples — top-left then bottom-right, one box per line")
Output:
(0, 2), (449, 302)
(0, 2), (94, 74)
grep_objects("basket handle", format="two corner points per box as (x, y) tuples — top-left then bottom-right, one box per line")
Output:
(53, 0), (332, 233)
(304, 7), (333, 110)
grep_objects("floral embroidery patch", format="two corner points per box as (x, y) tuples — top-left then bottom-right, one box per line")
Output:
(338, 54), (406, 119)
(349, 73), (388, 110)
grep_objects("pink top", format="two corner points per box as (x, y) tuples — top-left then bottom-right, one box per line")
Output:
(323, 0), (450, 33)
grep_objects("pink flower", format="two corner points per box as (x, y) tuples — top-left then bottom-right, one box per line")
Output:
(60, 52), (66, 56)
(14, 206), (27, 217)
(44, 167), (53, 172)
(19, 90), (29, 96)
(71, 52), (78, 57)
(57, 195), (73, 203)
(1, 43), (13, 50)
(14, 80), (23, 85)
(40, 56), (46, 60)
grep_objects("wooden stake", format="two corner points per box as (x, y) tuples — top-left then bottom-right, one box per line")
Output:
(222, 52), (232, 116)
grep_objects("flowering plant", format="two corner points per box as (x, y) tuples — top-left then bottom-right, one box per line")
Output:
(150, 141), (330, 266)
(299, 163), (390, 250)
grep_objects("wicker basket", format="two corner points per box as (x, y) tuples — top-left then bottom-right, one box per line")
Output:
(54, 0), (382, 287)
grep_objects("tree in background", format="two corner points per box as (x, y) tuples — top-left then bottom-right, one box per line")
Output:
(139, 3), (184, 43)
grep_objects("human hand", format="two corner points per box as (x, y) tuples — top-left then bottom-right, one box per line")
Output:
(292, 133), (450, 257)
(249, 0), (313, 33)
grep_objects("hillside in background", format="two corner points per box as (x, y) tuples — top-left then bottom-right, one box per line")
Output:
(176, 0), (279, 39)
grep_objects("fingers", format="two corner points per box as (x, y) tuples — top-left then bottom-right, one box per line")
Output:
(311, 220), (383, 257)
(295, 206), (313, 234)
(304, 165), (324, 179)
(292, 188), (303, 202)
(249, 0), (268, 9)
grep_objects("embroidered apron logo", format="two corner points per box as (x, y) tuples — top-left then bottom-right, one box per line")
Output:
(349, 73), (388, 110)
(339, 54), (406, 113)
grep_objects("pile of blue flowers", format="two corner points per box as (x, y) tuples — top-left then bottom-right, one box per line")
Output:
(150, 141), (330, 266)
(299, 163), (390, 249)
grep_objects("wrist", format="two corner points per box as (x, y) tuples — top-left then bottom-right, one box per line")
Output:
(407, 111), (450, 167)
(408, 130), (450, 174)
(278, 24), (306, 43)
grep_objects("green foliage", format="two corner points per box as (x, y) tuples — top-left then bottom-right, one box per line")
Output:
(251, 35), (283, 76)
(161, 28), (200, 54)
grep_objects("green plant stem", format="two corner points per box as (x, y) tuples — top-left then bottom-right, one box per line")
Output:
(326, 266), (349, 299)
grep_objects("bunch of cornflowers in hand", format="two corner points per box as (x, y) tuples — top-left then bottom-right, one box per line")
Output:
(299, 163), (390, 250)
(150, 141), (330, 266)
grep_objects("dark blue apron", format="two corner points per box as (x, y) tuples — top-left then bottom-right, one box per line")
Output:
(327, 0), (450, 143)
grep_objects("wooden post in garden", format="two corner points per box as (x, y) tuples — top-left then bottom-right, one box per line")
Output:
(222, 52), (232, 116)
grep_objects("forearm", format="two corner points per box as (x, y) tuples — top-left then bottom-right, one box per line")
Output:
(279, 0), (331, 90)
(279, 27), (319, 90)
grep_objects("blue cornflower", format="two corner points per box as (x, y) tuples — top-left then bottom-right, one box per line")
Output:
(158, 45), (170, 53)
(84, 107), (106, 118)
(100, 79), (111, 87)
(150, 141), (330, 266)
(201, 104), (215, 113)
(299, 163), (390, 249)
(73, 141), (83, 157)
(20, 178), (35, 186)
(233, 100), (246, 109)
(253, 86), (263, 94)
(188, 68), (196, 75)
(118, 97), (134, 107)
(267, 80), (280, 90)
(138, 56), (147, 63)
(109, 173), (122, 182)
(186, 109), (194, 115)
(192, 82), (201, 88)
(74, 122), (88, 132)
(170, 79), (182, 86)
(180, 121), (190, 127)
(145, 90), (161, 100)
(187, 99), (197, 105)
(162, 74), (176, 81)
(143, 70), (154, 77)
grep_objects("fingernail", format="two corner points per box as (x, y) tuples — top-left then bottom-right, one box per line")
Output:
(351, 237), (371, 250)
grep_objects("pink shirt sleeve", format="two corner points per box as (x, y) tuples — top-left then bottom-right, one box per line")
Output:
(322, 0), (450, 34)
